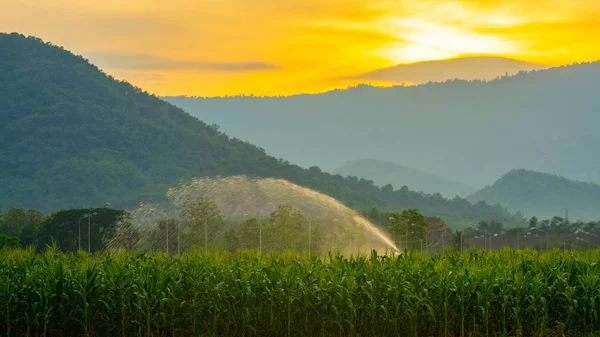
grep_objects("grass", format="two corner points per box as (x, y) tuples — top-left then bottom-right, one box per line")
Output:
(0, 247), (599, 336)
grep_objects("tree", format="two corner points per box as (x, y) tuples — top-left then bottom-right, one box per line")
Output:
(389, 208), (427, 250)
(0, 208), (43, 237)
(237, 218), (262, 250)
(528, 216), (538, 229)
(36, 208), (124, 252)
(476, 220), (504, 236)
(504, 226), (527, 236)
(549, 216), (568, 233)
(450, 230), (465, 252)
(18, 225), (36, 247)
(223, 228), (239, 253)
(180, 197), (225, 252)
(0, 234), (19, 248)
(106, 216), (140, 251)
(381, 184), (394, 194)
(267, 205), (307, 253)
(150, 218), (179, 253)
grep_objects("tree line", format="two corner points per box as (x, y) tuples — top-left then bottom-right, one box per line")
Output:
(0, 201), (327, 254)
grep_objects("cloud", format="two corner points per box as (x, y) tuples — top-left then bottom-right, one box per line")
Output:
(85, 51), (280, 72)
(342, 56), (547, 84)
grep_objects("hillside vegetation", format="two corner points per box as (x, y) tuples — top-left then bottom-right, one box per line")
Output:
(166, 62), (600, 187)
(0, 33), (523, 227)
(468, 169), (600, 220)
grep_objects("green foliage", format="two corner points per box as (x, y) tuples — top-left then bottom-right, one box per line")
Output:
(237, 217), (262, 250)
(0, 33), (524, 228)
(0, 234), (19, 248)
(222, 228), (239, 253)
(468, 169), (600, 220)
(450, 230), (465, 251)
(35, 208), (127, 252)
(1, 248), (600, 336)
(266, 204), (307, 252)
(106, 218), (140, 251)
(0, 207), (43, 237)
(222, 205), (323, 254)
(149, 218), (180, 253)
(180, 197), (225, 252)
(388, 208), (428, 249)
(166, 62), (600, 190)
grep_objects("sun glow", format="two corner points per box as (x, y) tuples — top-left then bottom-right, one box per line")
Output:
(381, 17), (521, 63)
(1, 0), (599, 96)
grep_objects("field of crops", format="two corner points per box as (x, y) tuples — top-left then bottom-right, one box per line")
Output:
(1, 247), (599, 337)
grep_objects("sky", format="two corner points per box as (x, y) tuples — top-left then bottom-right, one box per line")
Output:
(1, 0), (599, 96)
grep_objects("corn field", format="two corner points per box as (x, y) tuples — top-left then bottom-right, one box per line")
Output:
(1, 247), (599, 337)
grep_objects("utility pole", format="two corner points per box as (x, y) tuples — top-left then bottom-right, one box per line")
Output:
(204, 221), (208, 254)
(405, 225), (408, 251)
(88, 210), (93, 253)
(78, 217), (84, 251)
(308, 220), (311, 256)
(166, 220), (169, 254)
(331, 235), (335, 253)
(442, 229), (445, 254)
(259, 222), (262, 255)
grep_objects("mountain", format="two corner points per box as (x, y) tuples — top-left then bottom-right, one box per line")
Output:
(0, 33), (524, 228)
(165, 62), (600, 187)
(346, 56), (546, 84)
(333, 159), (476, 197)
(467, 169), (600, 220)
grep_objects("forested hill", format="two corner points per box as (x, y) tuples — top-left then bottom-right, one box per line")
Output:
(165, 62), (600, 188)
(467, 169), (600, 220)
(0, 33), (523, 227)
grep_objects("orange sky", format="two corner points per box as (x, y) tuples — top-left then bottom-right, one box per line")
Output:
(1, 0), (599, 96)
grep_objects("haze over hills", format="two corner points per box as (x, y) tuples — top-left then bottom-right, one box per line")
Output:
(346, 56), (547, 84)
(467, 169), (600, 220)
(333, 159), (477, 197)
(0, 33), (524, 227)
(166, 62), (600, 187)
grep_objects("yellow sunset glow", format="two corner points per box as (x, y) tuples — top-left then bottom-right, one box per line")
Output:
(1, 0), (599, 96)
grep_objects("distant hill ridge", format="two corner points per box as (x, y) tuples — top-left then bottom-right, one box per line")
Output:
(0, 32), (523, 227)
(165, 61), (600, 188)
(346, 56), (546, 84)
(467, 169), (600, 220)
(333, 158), (476, 197)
